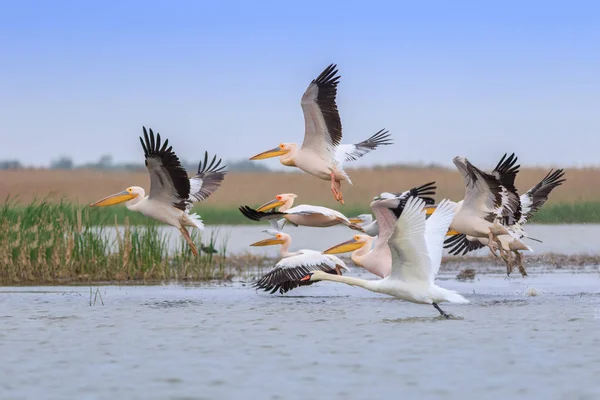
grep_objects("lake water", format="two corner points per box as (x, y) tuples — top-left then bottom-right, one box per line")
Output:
(107, 224), (600, 257)
(1, 271), (600, 399)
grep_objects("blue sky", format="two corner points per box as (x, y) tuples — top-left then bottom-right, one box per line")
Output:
(1, 0), (598, 168)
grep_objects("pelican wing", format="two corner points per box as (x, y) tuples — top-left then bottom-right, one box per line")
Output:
(455, 154), (520, 223)
(518, 169), (565, 224)
(335, 129), (392, 164)
(425, 199), (456, 280)
(387, 197), (432, 283)
(285, 204), (350, 222)
(300, 64), (342, 159)
(239, 206), (286, 222)
(444, 234), (485, 256)
(254, 251), (347, 294)
(188, 152), (227, 205)
(139, 127), (190, 211)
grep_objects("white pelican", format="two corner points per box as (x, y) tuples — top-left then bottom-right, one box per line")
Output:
(239, 193), (363, 231)
(249, 230), (348, 294)
(445, 168), (566, 276)
(322, 182), (438, 278)
(446, 153), (521, 255)
(301, 197), (468, 318)
(249, 64), (392, 204)
(90, 127), (227, 256)
(348, 214), (378, 235)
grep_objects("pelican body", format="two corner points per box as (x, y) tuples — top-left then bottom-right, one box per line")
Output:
(239, 193), (362, 231)
(90, 127), (227, 256)
(303, 198), (468, 318)
(249, 64), (392, 204)
(250, 231), (348, 294)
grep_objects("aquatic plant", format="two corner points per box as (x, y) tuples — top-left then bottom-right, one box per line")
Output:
(0, 199), (240, 285)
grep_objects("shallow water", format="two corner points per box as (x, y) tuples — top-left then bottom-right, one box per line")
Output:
(1, 271), (600, 399)
(106, 224), (600, 257)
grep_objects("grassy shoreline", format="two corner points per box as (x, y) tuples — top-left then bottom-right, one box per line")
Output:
(3, 201), (599, 225)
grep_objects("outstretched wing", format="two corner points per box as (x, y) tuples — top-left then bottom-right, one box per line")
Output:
(300, 64), (342, 159)
(239, 206), (286, 222)
(254, 251), (346, 294)
(519, 169), (566, 224)
(425, 199), (456, 281)
(387, 197), (431, 283)
(188, 151), (227, 205)
(444, 234), (486, 256)
(139, 127), (190, 211)
(335, 129), (392, 163)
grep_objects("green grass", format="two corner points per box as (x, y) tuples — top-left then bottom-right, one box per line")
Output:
(0, 199), (253, 285)
(3, 201), (599, 226)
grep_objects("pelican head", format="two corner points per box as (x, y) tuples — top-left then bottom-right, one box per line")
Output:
(257, 193), (298, 212)
(370, 192), (402, 209)
(348, 214), (373, 225)
(90, 186), (145, 207)
(249, 143), (297, 166)
(323, 234), (371, 255)
(300, 270), (329, 282)
(250, 232), (290, 247)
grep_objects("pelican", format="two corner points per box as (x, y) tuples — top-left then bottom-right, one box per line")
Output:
(250, 230), (348, 294)
(302, 197), (468, 318)
(445, 168), (566, 276)
(249, 64), (392, 204)
(90, 127), (227, 256)
(445, 153), (521, 256)
(322, 182), (438, 278)
(239, 193), (363, 231)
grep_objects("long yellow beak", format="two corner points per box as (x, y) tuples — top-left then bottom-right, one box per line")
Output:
(323, 238), (365, 254)
(424, 205), (437, 216)
(249, 147), (290, 160)
(348, 217), (363, 224)
(257, 198), (286, 212)
(90, 190), (137, 207)
(446, 229), (460, 236)
(250, 238), (285, 247)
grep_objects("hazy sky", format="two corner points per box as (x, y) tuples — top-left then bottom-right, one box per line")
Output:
(1, 0), (598, 169)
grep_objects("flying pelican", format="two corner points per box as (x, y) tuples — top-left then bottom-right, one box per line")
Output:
(301, 197), (468, 318)
(249, 230), (348, 294)
(445, 168), (566, 276)
(444, 153), (521, 256)
(248, 64), (392, 204)
(238, 193), (363, 231)
(90, 127), (227, 256)
(322, 182), (437, 278)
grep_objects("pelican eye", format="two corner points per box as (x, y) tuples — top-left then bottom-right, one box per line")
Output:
(276, 234), (282, 239)
(276, 196), (282, 200)
(279, 144), (285, 149)
(354, 235), (360, 241)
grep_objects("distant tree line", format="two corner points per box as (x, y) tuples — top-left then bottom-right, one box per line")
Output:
(0, 155), (271, 172)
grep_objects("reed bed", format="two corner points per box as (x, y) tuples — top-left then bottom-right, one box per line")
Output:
(0, 200), (248, 285)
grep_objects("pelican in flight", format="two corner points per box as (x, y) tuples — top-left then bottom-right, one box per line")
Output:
(249, 229), (348, 294)
(249, 64), (392, 204)
(302, 197), (468, 318)
(323, 182), (437, 278)
(90, 127), (227, 256)
(239, 193), (363, 231)
(443, 153), (521, 256)
(445, 168), (566, 276)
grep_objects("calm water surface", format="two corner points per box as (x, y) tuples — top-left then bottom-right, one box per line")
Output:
(106, 224), (600, 257)
(1, 271), (600, 399)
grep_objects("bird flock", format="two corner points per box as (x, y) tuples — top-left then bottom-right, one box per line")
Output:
(90, 64), (565, 318)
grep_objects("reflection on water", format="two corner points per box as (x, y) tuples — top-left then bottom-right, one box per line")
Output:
(1, 272), (599, 399)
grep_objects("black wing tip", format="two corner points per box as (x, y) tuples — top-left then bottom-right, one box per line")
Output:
(197, 151), (228, 175)
(314, 63), (340, 86)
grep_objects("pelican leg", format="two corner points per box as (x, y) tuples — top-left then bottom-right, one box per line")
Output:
(179, 227), (199, 257)
(432, 302), (449, 319)
(329, 173), (345, 204)
(487, 232), (498, 257)
(514, 251), (528, 277)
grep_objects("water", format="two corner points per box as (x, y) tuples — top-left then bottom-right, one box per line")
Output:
(1, 271), (600, 399)
(106, 224), (600, 257)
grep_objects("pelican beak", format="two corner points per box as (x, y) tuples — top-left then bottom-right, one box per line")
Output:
(446, 229), (460, 236)
(323, 238), (365, 254)
(256, 198), (286, 212)
(250, 238), (285, 247)
(90, 190), (137, 207)
(423, 205), (437, 216)
(348, 217), (363, 224)
(249, 147), (290, 160)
